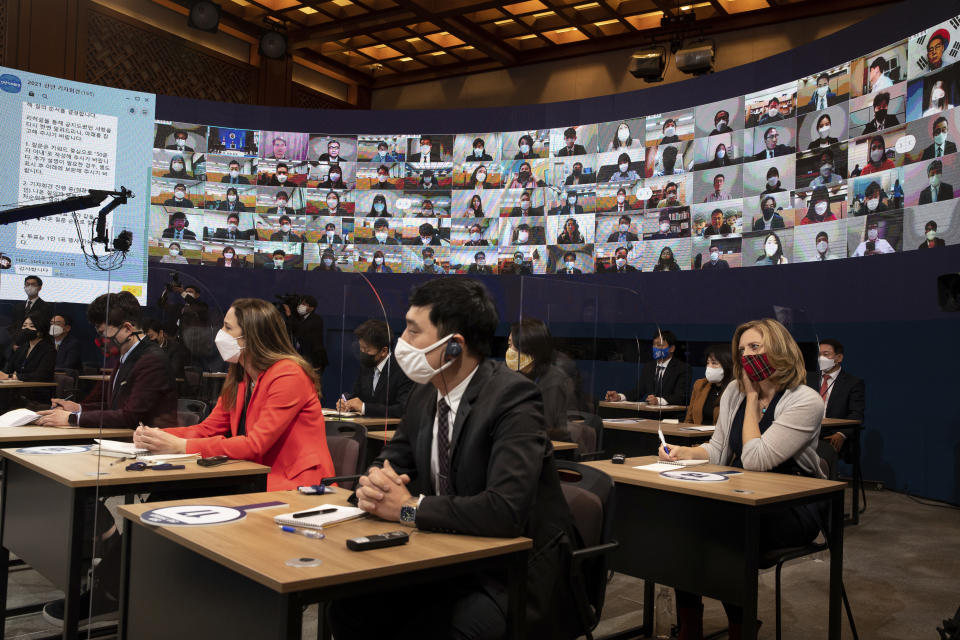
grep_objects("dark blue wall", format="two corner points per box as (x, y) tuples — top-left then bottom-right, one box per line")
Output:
(148, 0), (960, 505)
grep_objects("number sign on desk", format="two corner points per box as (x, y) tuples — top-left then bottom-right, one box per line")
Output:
(141, 505), (247, 527)
(15, 445), (92, 455)
(660, 470), (729, 483)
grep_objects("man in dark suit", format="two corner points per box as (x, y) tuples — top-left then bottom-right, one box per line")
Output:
(51, 313), (82, 372)
(921, 116), (957, 159)
(752, 127), (795, 160)
(861, 92), (899, 134)
(918, 159), (954, 204)
(606, 246), (637, 273)
(607, 215), (639, 243)
(408, 135), (442, 163)
(466, 251), (494, 275)
(38, 291), (178, 429)
(220, 159), (250, 184)
(337, 319), (413, 418)
(605, 329), (691, 406)
(807, 338), (865, 463)
(556, 127), (588, 157)
(161, 211), (197, 240)
(212, 213), (254, 241)
(143, 318), (191, 381)
(9, 275), (53, 340)
(290, 295), (327, 373)
(330, 278), (581, 639)
(804, 73), (839, 112)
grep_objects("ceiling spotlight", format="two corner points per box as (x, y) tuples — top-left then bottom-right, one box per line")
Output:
(629, 46), (666, 83)
(259, 31), (289, 60)
(676, 40), (715, 76)
(187, 1), (221, 33)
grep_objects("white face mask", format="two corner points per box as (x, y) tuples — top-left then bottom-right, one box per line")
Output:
(281, 224), (291, 233)
(870, 148), (884, 163)
(326, 230), (335, 238)
(567, 196), (577, 205)
(277, 174), (287, 183)
(619, 163), (629, 173)
(618, 223), (629, 232)
(323, 257), (334, 266)
(865, 198), (879, 212)
(176, 139), (186, 148)
(817, 241), (829, 254)
(227, 194), (237, 202)
(374, 256), (384, 265)
(230, 170), (240, 178)
(764, 241), (778, 257)
(227, 223), (238, 231)
(867, 228), (879, 241)
(327, 199), (338, 209)
(818, 126), (831, 139)
(215, 329), (243, 363)
(172, 163), (184, 172)
(663, 126), (676, 137)
(818, 355), (836, 371)
(420, 236), (431, 245)
(520, 200), (530, 211)
(659, 223), (670, 232)
(476, 172), (487, 182)
(329, 174), (341, 183)
(926, 230), (937, 241)
(174, 191), (185, 200)
(274, 259), (284, 268)
(50, 325), (64, 337)
(932, 88), (946, 101)
(375, 231), (388, 242)
(378, 174), (387, 182)
(474, 148), (484, 157)
(519, 143), (530, 154)
(710, 251), (720, 262)
(470, 232), (482, 242)
(518, 231), (529, 242)
(615, 258), (627, 268)
(24, 285), (38, 297)
(767, 176), (779, 187)
(817, 85), (829, 96)
(768, 107), (778, 117)
(819, 164), (833, 177)
(717, 148), (726, 159)
(394, 334), (456, 384)
(815, 201), (829, 215)
(618, 128), (630, 141)
(224, 253), (234, 260)
(705, 365), (724, 383)
(565, 262), (576, 271)
(297, 305), (309, 317)
(169, 248), (180, 256)
(934, 132), (948, 146)
(716, 119), (727, 130)
(617, 195), (626, 204)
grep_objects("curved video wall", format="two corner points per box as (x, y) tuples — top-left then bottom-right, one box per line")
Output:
(146, 14), (960, 277)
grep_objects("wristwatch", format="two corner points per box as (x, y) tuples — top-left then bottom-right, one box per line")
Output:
(399, 498), (418, 526)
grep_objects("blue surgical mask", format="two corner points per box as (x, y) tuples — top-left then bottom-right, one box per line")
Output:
(652, 345), (671, 360)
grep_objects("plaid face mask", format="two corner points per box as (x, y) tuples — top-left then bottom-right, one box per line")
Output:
(741, 353), (775, 382)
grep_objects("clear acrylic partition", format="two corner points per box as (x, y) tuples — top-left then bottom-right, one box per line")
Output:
(512, 275), (652, 459)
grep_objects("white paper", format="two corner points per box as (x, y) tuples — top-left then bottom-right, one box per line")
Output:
(633, 460), (710, 472)
(680, 426), (715, 432)
(0, 408), (41, 427)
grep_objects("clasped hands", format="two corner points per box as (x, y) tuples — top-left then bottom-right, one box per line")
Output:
(133, 425), (186, 454)
(355, 460), (412, 522)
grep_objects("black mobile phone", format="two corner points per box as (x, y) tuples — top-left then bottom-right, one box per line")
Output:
(197, 455), (229, 467)
(346, 531), (409, 551)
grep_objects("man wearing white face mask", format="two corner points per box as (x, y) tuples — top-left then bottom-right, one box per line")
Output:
(804, 73), (837, 113)
(607, 214), (639, 242)
(919, 220), (946, 249)
(919, 159), (954, 204)
(606, 246), (636, 273)
(330, 278), (581, 640)
(319, 222), (342, 245)
(852, 222), (895, 256)
(10, 276), (52, 344)
(700, 243), (729, 269)
(806, 339), (864, 458)
(758, 97), (784, 124)
(409, 135), (440, 163)
(808, 149), (843, 187)
(50, 314), (82, 372)
(289, 295), (328, 373)
(469, 137), (492, 161)
(660, 118), (680, 144)
(220, 159), (250, 184)
(922, 116), (957, 159)
(466, 251), (493, 274)
(814, 231), (833, 261)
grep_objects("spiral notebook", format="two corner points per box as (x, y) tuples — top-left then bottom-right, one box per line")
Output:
(634, 460), (709, 472)
(273, 505), (366, 530)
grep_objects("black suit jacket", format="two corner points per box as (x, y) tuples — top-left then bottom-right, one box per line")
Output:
(5, 340), (55, 381)
(862, 115), (901, 134)
(919, 238), (946, 249)
(375, 359), (580, 638)
(160, 338), (191, 380)
(10, 297), (53, 335)
(293, 313), (328, 371)
(350, 353), (413, 418)
(556, 144), (587, 157)
(921, 140), (958, 159)
(918, 183), (954, 204)
(212, 228), (254, 241)
(626, 358), (691, 406)
(807, 369), (864, 460)
(752, 145), (794, 160)
(77, 339), (178, 428)
(54, 334), (83, 371)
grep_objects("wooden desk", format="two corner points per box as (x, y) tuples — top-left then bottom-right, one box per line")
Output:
(324, 414), (402, 429)
(585, 456), (846, 639)
(0, 448), (268, 640)
(79, 374), (108, 382)
(602, 418), (713, 457)
(598, 400), (687, 419)
(0, 381), (57, 389)
(202, 372), (228, 379)
(117, 491), (531, 639)
(820, 418), (865, 525)
(367, 430), (578, 458)
(0, 426), (133, 446)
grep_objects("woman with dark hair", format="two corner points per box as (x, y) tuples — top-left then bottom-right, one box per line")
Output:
(509, 162), (539, 189)
(217, 187), (245, 212)
(315, 248), (341, 271)
(469, 164), (489, 190)
(807, 113), (839, 150)
(506, 317), (574, 441)
(755, 232), (789, 265)
(557, 217), (584, 244)
(367, 193), (391, 217)
(136, 298), (335, 491)
(216, 246), (243, 268)
(366, 250), (393, 273)
(860, 135), (895, 175)
(163, 154), (192, 179)
(709, 142), (731, 168)
(661, 318), (826, 640)
(608, 121), (639, 150)
(160, 241), (188, 264)
(800, 186), (838, 225)
(467, 194), (485, 217)
(319, 166), (347, 189)
(684, 345), (734, 425)
(0, 312), (56, 390)
(653, 246), (681, 271)
(514, 134), (536, 160)
(761, 166), (786, 194)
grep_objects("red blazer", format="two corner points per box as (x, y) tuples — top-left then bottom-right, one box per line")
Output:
(164, 359), (334, 491)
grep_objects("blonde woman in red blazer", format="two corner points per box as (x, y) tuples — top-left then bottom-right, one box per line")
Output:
(135, 298), (334, 491)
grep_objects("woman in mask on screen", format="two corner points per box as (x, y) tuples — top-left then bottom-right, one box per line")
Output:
(659, 318), (826, 640)
(923, 80), (954, 117)
(859, 135), (895, 175)
(163, 154), (192, 180)
(367, 249), (393, 273)
(160, 242), (188, 264)
(799, 186), (838, 225)
(607, 121), (641, 151)
(684, 345), (734, 426)
(755, 232), (789, 265)
(366, 194), (392, 218)
(652, 246), (681, 271)
(134, 298), (335, 491)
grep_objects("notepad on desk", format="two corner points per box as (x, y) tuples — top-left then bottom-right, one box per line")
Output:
(274, 505), (366, 530)
(634, 460), (709, 472)
(92, 439), (198, 462)
(0, 408), (41, 427)
(679, 426), (715, 432)
(322, 409), (360, 418)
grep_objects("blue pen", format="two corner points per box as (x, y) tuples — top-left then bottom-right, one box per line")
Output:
(658, 428), (670, 455)
(297, 484), (329, 495)
(279, 525), (324, 539)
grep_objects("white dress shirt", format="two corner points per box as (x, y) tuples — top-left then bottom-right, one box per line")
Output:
(430, 365), (479, 493)
(360, 353), (390, 416)
(819, 366), (845, 440)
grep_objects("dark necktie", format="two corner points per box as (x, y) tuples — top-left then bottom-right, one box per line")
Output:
(819, 375), (830, 399)
(25, 300), (33, 313)
(657, 365), (665, 386)
(436, 398), (453, 495)
(937, 145), (942, 157)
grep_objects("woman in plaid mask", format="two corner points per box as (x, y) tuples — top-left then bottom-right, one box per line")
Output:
(657, 317), (826, 639)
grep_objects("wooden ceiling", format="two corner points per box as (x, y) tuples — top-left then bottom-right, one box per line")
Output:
(212, 0), (895, 89)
